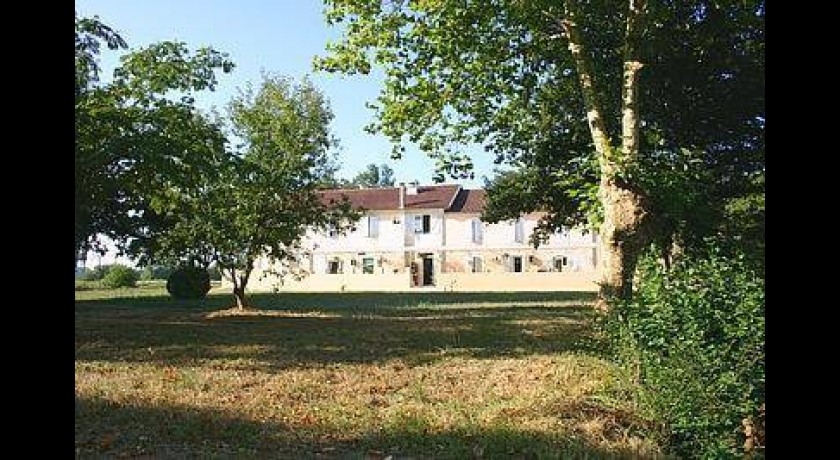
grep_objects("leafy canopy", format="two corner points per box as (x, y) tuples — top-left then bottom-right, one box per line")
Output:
(348, 163), (396, 188)
(75, 13), (234, 260)
(147, 74), (360, 307)
(316, 0), (763, 251)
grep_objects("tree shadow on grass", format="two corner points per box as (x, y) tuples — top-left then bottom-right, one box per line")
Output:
(75, 395), (660, 459)
(76, 292), (603, 370)
(76, 291), (596, 312)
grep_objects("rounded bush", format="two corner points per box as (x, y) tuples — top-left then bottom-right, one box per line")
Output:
(101, 264), (139, 288)
(166, 266), (211, 299)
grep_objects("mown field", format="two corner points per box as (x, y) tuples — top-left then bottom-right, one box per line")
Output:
(75, 287), (661, 458)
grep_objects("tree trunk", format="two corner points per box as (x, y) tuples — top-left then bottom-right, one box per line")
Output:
(562, 0), (651, 311)
(229, 266), (253, 311)
(595, 179), (650, 310)
(595, 0), (650, 311)
(233, 284), (250, 310)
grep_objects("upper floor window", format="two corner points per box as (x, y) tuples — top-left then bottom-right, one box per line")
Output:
(514, 218), (525, 243)
(328, 225), (339, 239)
(471, 219), (483, 244)
(367, 215), (380, 238)
(414, 214), (431, 234)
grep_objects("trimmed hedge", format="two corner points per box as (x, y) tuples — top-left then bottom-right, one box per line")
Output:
(166, 266), (211, 299)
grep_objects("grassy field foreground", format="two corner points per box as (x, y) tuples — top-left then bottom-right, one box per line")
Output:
(75, 289), (660, 458)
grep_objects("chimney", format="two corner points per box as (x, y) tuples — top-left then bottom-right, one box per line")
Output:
(406, 180), (419, 196)
(398, 182), (405, 209)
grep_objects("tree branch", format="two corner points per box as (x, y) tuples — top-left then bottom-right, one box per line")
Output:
(620, 0), (646, 163)
(560, 0), (614, 173)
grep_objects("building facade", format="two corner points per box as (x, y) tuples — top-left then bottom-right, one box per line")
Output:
(245, 183), (600, 292)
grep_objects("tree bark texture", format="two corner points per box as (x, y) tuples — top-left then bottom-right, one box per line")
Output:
(227, 266), (253, 310)
(562, 0), (651, 309)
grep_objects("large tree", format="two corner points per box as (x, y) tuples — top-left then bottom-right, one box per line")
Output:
(75, 13), (234, 263)
(315, 0), (764, 308)
(149, 74), (359, 309)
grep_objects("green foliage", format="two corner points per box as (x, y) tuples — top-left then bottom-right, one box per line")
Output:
(81, 264), (112, 281)
(148, 73), (360, 307)
(720, 172), (765, 268)
(75, 12), (234, 263)
(101, 264), (140, 288)
(483, 163), (601, 246)
(166, 266), (211, 299)
(348, 163), (396, 188)
(601, 243), (765, 457)
(140, 265), (174, 281)
(207, 264), (223, 281)
(317, 1), (764, 251)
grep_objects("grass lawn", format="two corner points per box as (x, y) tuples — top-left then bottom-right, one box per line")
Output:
(76, 288), (660, 458)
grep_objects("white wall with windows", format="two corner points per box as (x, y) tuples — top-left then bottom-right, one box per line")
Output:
(303, 210), (405, 253)
(405, 209), (444, 249)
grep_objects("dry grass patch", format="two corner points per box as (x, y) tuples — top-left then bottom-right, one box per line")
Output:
(205, 307), (341, 319)
(76, 290), (662, 458)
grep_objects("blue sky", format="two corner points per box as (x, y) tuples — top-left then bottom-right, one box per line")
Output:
(76, 0), (495, 187)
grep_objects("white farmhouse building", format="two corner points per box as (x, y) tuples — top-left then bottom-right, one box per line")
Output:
(245, 183), (599, 292)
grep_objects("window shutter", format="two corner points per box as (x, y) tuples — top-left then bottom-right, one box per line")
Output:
(472, 219), (483, 244)
(368, 215), (379, 237)
(472, 256), (482, 273)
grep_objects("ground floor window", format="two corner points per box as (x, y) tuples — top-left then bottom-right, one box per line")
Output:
(511, 256), (523, 273)
(362, 257), (375, 274)
(552, 256), (568, 272)
(471, 256), (483, 273)
(327, 259), (342, 274)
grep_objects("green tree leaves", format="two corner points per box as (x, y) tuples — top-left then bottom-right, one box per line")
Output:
(75, 13), (234, 262)
(147, 74), (360, 308)
(347, 163), (396, 187)
(317, 0), (764, 266)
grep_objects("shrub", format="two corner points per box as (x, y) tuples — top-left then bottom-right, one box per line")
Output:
(101, 264), (139, 288)
(602, 243), (764, 458)
(81, 264), (111, 281)
(166, 266), (211, 299)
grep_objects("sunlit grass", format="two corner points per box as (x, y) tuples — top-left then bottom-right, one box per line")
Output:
(75, 290), (662, 458)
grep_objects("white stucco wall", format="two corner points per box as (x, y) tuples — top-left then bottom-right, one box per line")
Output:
(251, 204), (600, 287)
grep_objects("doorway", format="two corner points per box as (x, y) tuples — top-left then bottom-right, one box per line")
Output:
(512, 256), (523, 273)
(422, 256), (434, 286)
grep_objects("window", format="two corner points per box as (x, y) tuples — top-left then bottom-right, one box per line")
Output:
(328, 225), (339, 238)
(471, 219), (483, 244)
(505, 255), (522, 273)
(327, 259), (342, 274)
(414, 214), (431, 233)
(510, 256), (523, 273)
(362, 257), (375, 274)
(471, 256), (483, 273)
(514, 218), (524, 243)
(553, 256), (568, 272)
(367, 215), (379, 238)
